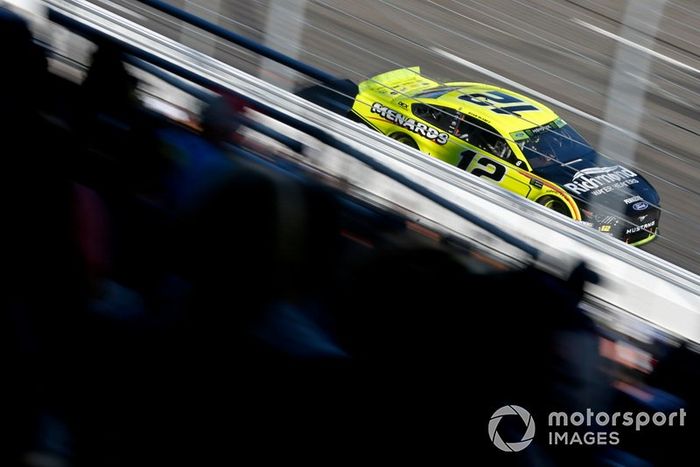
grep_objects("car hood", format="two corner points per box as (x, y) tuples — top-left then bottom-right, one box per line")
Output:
(533, 154), (659, 213)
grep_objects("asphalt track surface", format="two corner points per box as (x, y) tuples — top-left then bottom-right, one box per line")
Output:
(103, 0), (700, 274)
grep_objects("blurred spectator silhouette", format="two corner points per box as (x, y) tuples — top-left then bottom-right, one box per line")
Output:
(1, 7), (85, 467)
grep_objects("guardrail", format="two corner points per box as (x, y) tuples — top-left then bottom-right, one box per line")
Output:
(25, 0), (700, 344)
(47, 5), (540, 259)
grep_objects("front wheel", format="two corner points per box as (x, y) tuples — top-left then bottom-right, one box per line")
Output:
(538, 196), (572, 218)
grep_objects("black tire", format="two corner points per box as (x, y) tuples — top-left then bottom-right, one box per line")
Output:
(390, 132), (419, 150)
(538, 196), (572, 218)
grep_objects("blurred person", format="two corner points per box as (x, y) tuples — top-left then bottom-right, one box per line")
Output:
(160, 158), (351, 464)
(158, 93), (245, 213)
(0, 7), (86, 467)
(71, 40), (179, 298)
(634, 343), (700, 465)
(200, 93), (246, 145)
(74, 40), (167, 199)
(78, 40), (139, 120)
(330, 251), (607, 465)
(0, 6), (48, 124)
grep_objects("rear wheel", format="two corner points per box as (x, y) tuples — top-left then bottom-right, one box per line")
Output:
(538, 196), (572, 218)
(390, 132), (419, 150)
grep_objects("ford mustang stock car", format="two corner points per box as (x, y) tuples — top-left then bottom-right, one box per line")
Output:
(347, 67), (660, 246)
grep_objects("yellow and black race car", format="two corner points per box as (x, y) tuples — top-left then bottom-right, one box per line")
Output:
(348, 67), (660, 246)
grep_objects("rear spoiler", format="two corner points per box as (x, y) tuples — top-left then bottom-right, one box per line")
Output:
(358, 66), (440, 95)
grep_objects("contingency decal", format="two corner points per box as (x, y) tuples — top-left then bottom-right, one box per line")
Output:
(371, 102), (449, 145)
(623, 195), (644, 205)
(564, 166), (639, 196)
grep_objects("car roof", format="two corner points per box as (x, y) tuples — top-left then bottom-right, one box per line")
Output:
(411, 83), (559, 134)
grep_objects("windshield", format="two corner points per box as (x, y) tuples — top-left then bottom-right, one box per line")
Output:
(517, 124), (594, 169)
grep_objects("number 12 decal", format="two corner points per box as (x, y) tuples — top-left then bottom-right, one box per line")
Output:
(458, 150), (506, 182)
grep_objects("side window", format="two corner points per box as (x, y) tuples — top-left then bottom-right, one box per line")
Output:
(411, 104), (456, 132)
(455, 116), (518, 165)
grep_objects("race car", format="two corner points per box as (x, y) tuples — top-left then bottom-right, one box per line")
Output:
(348, 67), (660, 246)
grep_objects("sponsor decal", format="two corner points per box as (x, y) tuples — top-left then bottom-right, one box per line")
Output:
(371, 102), (449, 145)
(529, 123), (555, 135)
(510, 130), (529, 141)
(529, 178), (544, 189)
(625, 220), (655, 235)
(624, 195), (643, 205)
(632, 201), (649, 211)
(523, 118), (567, 134)
(564, 166), (639, 196)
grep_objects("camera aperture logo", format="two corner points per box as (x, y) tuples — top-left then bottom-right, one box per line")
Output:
(488, 405), (536, 452)
(489, 404), (687, 452)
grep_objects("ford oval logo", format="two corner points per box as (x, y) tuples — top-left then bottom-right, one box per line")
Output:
(632, 201), (649, 211)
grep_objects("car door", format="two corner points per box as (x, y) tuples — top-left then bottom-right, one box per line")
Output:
(450, 115), (533, 197)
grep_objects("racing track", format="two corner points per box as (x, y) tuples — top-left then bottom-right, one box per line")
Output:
(101, 0), (700, 273)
